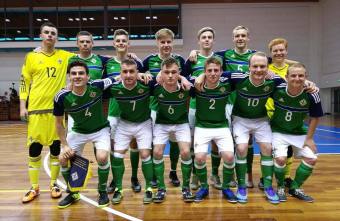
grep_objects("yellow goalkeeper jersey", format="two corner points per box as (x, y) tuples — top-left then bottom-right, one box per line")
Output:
(20, 49), (74, 113)
(266, 63), (289, 118)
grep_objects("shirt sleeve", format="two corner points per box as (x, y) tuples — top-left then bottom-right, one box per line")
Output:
(308, 92), (324, 118)
(19, 53), (32, 101)
(53, 91), (67, 116)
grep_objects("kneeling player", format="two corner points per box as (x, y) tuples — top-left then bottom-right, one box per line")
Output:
(54, 61), (113, 208)
(272, 63), (323, 202)
(152, 57), (194, 203)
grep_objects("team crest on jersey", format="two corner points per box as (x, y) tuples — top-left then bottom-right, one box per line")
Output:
(219, 87), (226, 93)
(57, 59), (62, 64)
(89, 92), (96, 98)
(159, 94), (164, 98)
(138, 89), (144, 94)
(299, 99), (307, 106)
(178, 93), (184, 99)
(91, 58), (96, 63)
(263, 86), (270, 92)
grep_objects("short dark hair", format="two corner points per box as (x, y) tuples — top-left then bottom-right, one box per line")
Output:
(287, 63), (307, 76)
(204, 56), (223, 70)
(113, 29), (129, 40)
(76, 31), (93, 41)
(67, 61), (89, 75)
(161, 57), (179, 69)
(121, 58), (137, 67)
(40, 22), (57, 33)
(197, 27), (215, 39)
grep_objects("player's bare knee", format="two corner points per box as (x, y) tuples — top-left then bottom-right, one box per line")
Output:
(180, 149), (191, 159)
(221, 152), (234, 164)
(275, 157), (286, 166)
(303, 157), (317, 166)
(139, 149), (151, 159)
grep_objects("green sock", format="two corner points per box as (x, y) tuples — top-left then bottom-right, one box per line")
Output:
(109, 153), (115, 178)
(153, 158), (165, 189)
(235, 155), (247, 187)
(61, 166), (70, 184)
(169, 141), (179, 171)
(130, 148), (139, 178)
(111, 156), (125, 191)
(98, 162), (110, 192)
(195, 161), (208, 188)
(181, 159), (192, 189)
(261, 155), (274, 188)
(142, 156), (153, 190)
(246, 145), (254, 174)
(222, 162), (235, 189)
(291, 161), (314, 189)
(274, 162), (286, 187)
(191, 148), (196, 175)
(211, 150), (221, 176)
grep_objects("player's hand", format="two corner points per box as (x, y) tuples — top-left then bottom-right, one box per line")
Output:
(265, 70), (275, 80)
(138, 72), (153, 84)
(188, 50), (199, 63)
(156, 71), (164, 85)
(20, 107), (28, 122)
(180, 76), (193, 91)
(194, 74), (206, 92)
(62, 145), (75, 159)
(127, 53), (138, 60)
(66, 82), (73, 90)
(304, 80), (319, 93)
(114, 75), (122, 82)
(304, 138), (317, 154)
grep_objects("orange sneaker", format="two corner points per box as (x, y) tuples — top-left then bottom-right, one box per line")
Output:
(50, 183), (62, 198)
(22, 187), (40, 203)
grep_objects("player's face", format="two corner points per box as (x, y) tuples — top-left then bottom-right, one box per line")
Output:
(40, 26), (58, 46)
(271, 43), (287, 63)
(286, 68), (306, 89)
(77, 35), (93, 53)
(198, 31), (214, 50)
(121, 64), (138, 87)
(157, 36), (173, 56)
(249, 55), (268, 85)
(113, 35), (129, 53)
(205, 63), (222, 85)
(161, 63), (180, 87)
(69, 66), (89, 88)
(233, 29), (249, 50)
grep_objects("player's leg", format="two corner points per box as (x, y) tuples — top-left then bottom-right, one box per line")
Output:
(288, 135), (317, 202)
(188, 107), (199, 190)
(94, 127), (111, 207)
(210, 141), (222, 190)
(135, 119), (154, 204)
(272, 132), (289, 202)
(150, 110), (158, 188)
(175, 123), (194, 202)
(49, 140), (62, 198)
(246, 135), (254, 188)
(193, 127), (210, 202)
(111, 120), (131, 204)
(57, 131), (85, 208)
(107, 116), (119, 193)
(216, 127), (237, 203)
(129, 139), (141, 192)
(284, 145), (294, 188)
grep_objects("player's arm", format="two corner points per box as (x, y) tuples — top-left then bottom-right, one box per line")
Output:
(187, 50), (199, 63)
(19, 54), (32, 121)
(304, 79), (319, 93)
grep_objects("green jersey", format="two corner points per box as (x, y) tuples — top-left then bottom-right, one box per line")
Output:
(68, 54), (108, 80)
(105, 57), (143, 117)
(153, 84), (192, 124)
(184, 53), (224, 109)
(142, 53), (186, 110)
(109, 81), (151, 123)
(193, 73), (233, 128)
(232, 74), (285, 119)
(271, 88), (323, 135)
(54, 78), (114, 134)
(215, 49), (256, 72)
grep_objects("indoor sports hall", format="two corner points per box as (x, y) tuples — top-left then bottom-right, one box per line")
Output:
(0, 1), (339, 220)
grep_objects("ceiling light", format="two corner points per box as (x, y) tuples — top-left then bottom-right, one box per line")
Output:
(153, 16), (157, 19)
(43, 18), (48, 21)
(114, 17), (118, 20)
(5, 19), (10, 22)
(121, 17), (126, 20)
(146, 16), (150, 20)
(89, 17), (95, 21)
(36, 18), (42, 22)
(68, 18), (74, 21)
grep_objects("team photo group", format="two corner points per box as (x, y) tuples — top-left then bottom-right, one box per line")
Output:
(19, 21), (323, 209)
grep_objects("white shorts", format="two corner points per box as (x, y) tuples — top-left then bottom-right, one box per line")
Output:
(272, 132), (317, 159)
(153, 123), (191, 145)
(232, 116), (272, 144)
(194, 127), (234, 154)
(151, 110), (157, 127)
(108, 116), (120, 139)
(114, 119), (152, 151)
(66, 127), (110, 155)
(67, 115), (74, 134)
(225, 104), (233, 128)
(188, 108), (196, 136)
